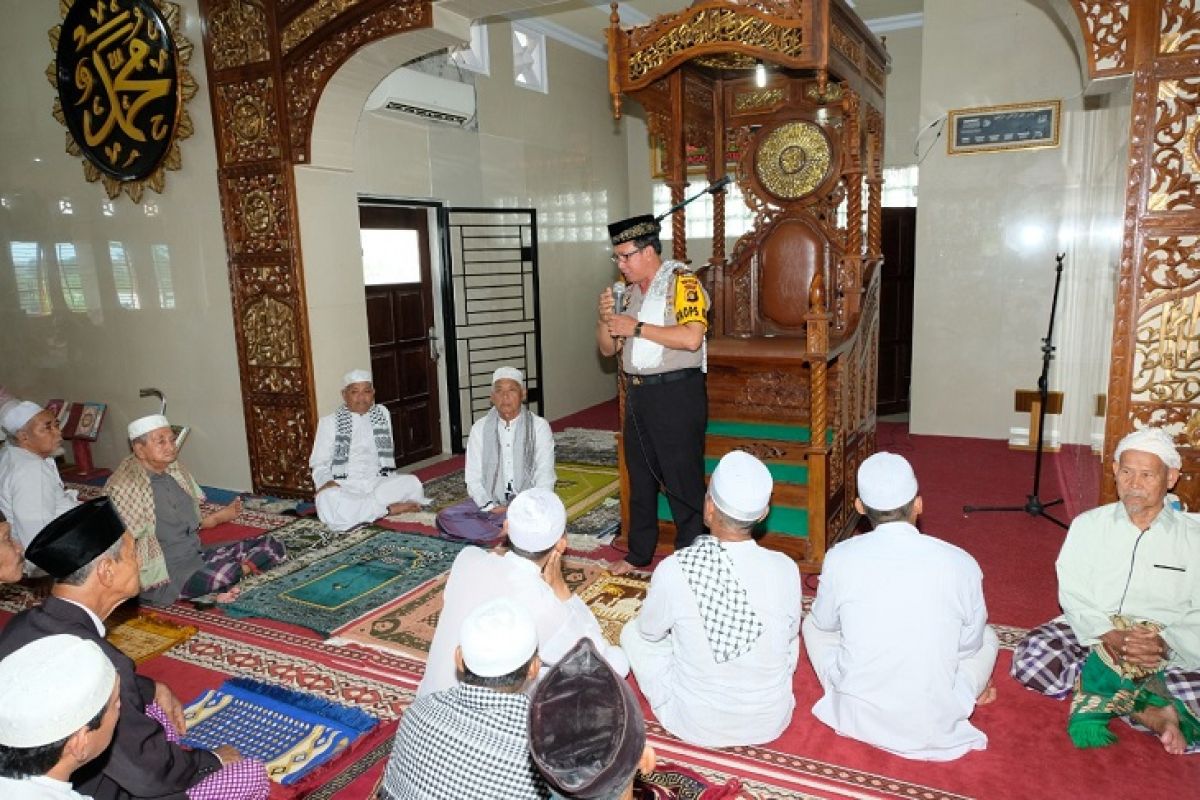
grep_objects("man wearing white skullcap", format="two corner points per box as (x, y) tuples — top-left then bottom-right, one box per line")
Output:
(0, 401), (79, 555)
(1014, 426), (1200, 754)
(621, 450), (802, 747)
(104, 416), (285, 606)
(419, 487), (626, 697)
(804, 451), (999, 761)
(379, 598), (550, 799)
(0, 635), (120, 799)
(308, 369), (428, 532)
(435, 367), (556, 543)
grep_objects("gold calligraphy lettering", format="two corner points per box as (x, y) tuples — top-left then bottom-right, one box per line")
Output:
(104, 140), (122, 165)
(82, 38), (171, 147)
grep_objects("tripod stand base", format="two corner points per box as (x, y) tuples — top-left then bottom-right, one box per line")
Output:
(962, 496), (1068, 529)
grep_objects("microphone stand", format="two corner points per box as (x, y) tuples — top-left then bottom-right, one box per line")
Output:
(962, 253), (1068, 529)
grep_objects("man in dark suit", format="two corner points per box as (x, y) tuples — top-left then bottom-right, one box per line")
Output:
(0, 497), (269, 800)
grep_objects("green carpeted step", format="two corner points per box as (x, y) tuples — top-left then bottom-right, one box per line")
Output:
(656, 493), (809, 537)
(706, 420), (835, 445)
(702, 456), (807, 485)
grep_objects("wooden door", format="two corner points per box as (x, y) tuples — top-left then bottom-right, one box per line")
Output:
(878, 207), (916, 416)
(359, 204), (441, 465)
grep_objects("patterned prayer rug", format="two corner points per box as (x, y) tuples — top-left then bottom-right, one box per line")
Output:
(220, 521), (380, 598)
(554, 426), (619, 466)
(577, 573), (652, 645)
(328, 557), (606, 660)
(67, 483), (292, 531)
(181, 677), (377, 786)
(105, 611), (197, 664)
(223, 529), (465, 636)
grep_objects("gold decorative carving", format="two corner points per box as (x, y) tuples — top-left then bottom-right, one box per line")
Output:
(805, 82), (843, 104)
(283, 0), (431, 160)
(1071, 1), (1129, 76)
(1131, 293), (1200, 404)
(830, 24), (862, 69)
(865, 58), (886, 92)
(251, 404), (314, 494)
(1148, 79), (1200, 211)
(237, 262), (296, 298)
(627, 10), (804, 83)
(207, 0), (269, 71)
(693, 53), (759, 70)
(215, 78), (280, 164)
(739, 370), (810, 412)
(732, 264), (752, 332)
(829, 430), (844, 493)
(224, 171), (291, 254)
(754, 121), (832, 200)
(1160, 1), (1200, 55)
(734, 88), (785, 112)
(281, 0), (370, 54)
(244, 296), (301, 368)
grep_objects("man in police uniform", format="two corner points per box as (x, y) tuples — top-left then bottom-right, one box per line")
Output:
(597, 214), (708, 573)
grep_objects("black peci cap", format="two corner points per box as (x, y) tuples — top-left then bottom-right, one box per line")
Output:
(607, 214), (660, 245)
(26, 497), (126, 579)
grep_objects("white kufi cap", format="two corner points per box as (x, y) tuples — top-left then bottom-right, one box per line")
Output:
(1114, 427), (1181, 470)
(128, 414), (171, 441)
(506, 488), (566, 551)
(709, 450), (773, 522)
(857, 452), (919, 511)
(343, 369), (372, 388)
(1, 401), (42, 436)
(0, 635), (116, 748)
(492, 367), (524, 388)
(459, 597), (537, 677)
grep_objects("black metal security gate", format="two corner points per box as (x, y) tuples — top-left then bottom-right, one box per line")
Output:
(439, 207), (543, 452)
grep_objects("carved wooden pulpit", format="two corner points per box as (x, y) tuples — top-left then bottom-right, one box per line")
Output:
(607, 0), (887, 572)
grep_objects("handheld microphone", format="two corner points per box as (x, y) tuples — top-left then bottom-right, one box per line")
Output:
(612, 281), (626, 313)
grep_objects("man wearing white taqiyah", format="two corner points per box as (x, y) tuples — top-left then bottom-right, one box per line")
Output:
(309, 369), (428, 532)
(0, 635), (122, 799)
(0, 401), (79, 552)
(435, 367), (556, 543)
(620, 451), (802, 747)
(419, 487), (627, 697)
(804, 452), (999, 761)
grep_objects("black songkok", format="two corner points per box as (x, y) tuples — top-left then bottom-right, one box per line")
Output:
(607, 214), (660, 245)
(528, 638), (646, 798)
(26, 497), (125, 579)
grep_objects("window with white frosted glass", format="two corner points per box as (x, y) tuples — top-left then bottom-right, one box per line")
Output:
(151, 244), (176, 309)
(652, 183), (755, 240)
(882, 165), (918, 207)
(10, 241), (50, 315)
(361, 229), (421, 285)
(55, 243), (86, 311)
(108, 241), (141, 309)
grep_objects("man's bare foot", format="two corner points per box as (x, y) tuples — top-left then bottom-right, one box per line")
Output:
(387, 501), (420, 515)
(214, 587), (241, 603)
(609, 560), (637, 576)
(976, 680), (997, 706)
(1133, 704), (1187, 754)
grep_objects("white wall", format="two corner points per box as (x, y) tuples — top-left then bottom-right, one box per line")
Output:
(880, 25), (923, 169)
(0, 0), (251, 488)
(908, 0), (1127, 444)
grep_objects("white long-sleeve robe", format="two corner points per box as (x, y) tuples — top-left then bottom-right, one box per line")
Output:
(0, 445), (79, 549)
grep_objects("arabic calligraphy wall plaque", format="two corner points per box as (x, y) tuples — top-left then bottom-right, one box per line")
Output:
(49, 0), (197, 202)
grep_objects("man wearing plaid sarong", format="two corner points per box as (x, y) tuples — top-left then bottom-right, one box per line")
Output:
(1012, 427), (1200, 754)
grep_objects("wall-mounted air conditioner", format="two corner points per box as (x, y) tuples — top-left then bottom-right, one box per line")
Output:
(365, 67), (476, 127)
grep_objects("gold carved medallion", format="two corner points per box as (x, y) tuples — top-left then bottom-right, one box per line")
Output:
(49, 0), (197, 202)
(754, 121), (832, 200)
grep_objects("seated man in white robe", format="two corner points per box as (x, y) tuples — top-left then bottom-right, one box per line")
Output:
(0, 402), (79, 553)
(419, 487), (627, 697)
(309, 369), (428, 532)
(436, 367), (556, 543)
(620, 451), (802, 748)
(804, 452), (999, 762)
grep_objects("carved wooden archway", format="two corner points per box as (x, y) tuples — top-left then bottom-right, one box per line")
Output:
(1066, 1), (1200, 505)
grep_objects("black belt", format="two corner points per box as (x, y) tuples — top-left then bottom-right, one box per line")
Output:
(626, 368), (701, 387)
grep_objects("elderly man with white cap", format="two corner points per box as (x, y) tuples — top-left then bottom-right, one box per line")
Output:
(419, 487), (626, 697)
(0, 635), (121, 799)
(0, 400), (79, 554)
(435, 366), (555, 543)
(1013, 427), (1200, 754)
(377, 598), (550, 800)
(309, 369), (428, 532)
(804, 451), (998, 761)
(105, 414), (285, 606)
(620, 450), (802, 747)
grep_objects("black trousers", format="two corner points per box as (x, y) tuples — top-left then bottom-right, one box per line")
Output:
(623, 369), (707, 566)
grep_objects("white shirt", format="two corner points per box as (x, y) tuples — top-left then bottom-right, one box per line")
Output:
(418, 548), (628, 696)
(463, 412), (555, 509)
(1057, 501), (1200, 668)
(309, 409), (393, 488)
(634, 539), (801, 746)
(0, 445), (80, 548)
(808, 521), (990, 761)
(0, 775), (91, 799)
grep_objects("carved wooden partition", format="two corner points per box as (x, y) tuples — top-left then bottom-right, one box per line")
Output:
(195, 0), (434, 497)
(607, 0), (886, 572)
(1067, 1), (1200, 506)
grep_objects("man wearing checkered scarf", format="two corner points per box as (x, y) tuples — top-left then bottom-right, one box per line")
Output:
(619, 451), (801, 747)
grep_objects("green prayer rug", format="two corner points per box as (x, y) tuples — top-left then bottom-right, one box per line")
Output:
(224, 529), (466, 636)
